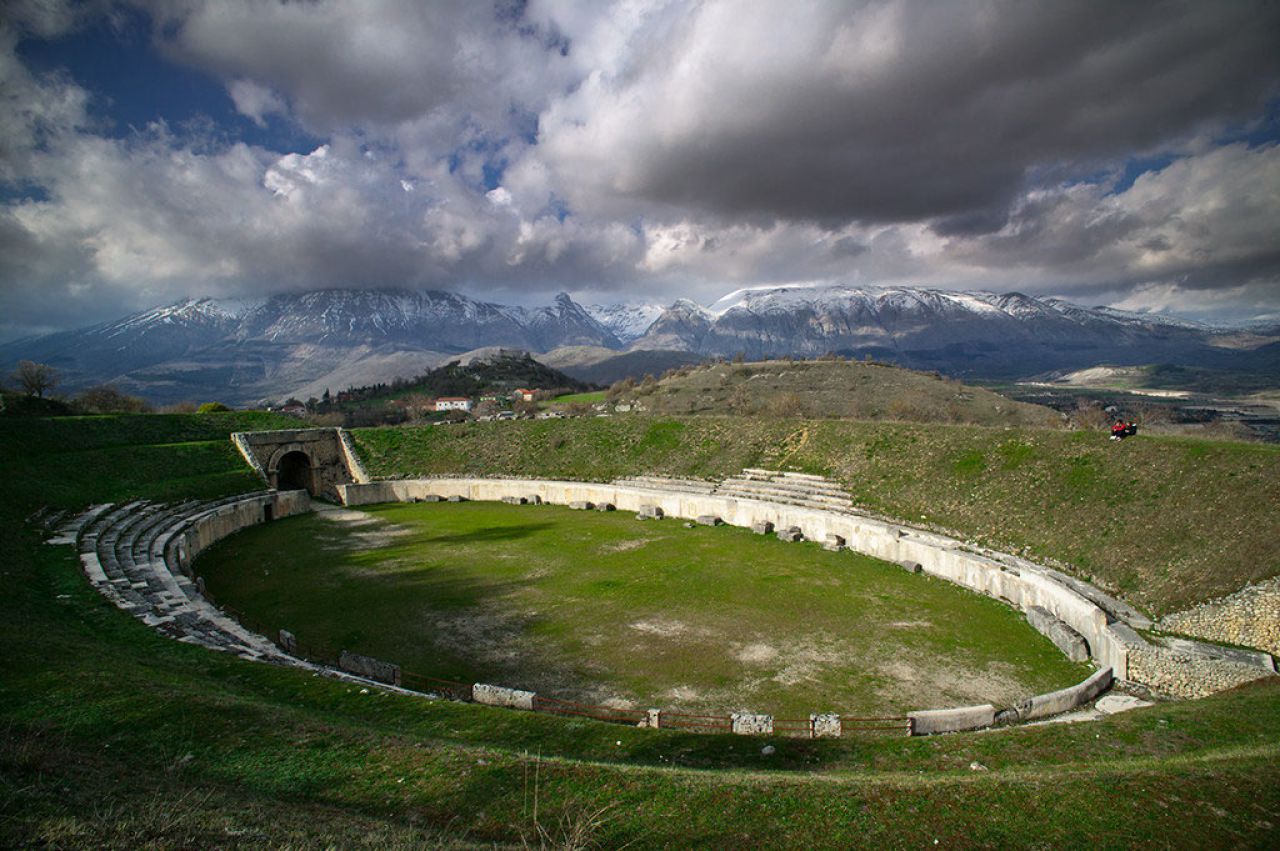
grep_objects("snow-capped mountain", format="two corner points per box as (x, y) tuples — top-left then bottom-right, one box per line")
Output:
(516, 293), (622, 350)
(585, 302), (667, 344)
(0, 289), (617, 405)
(2, 283), (1270, 404)
(629, 284), (1268, 377)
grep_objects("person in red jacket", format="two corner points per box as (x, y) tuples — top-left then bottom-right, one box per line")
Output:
(1111, 420), (1127, 440)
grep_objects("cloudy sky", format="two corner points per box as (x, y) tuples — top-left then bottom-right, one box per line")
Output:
(2, 0), (1279, 340)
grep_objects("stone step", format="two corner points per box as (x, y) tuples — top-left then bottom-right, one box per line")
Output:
(614, 476), (718, 494)
(715, 483), (852, 507)
(721, 476), (849, 496)
(78, 501), (145, 550)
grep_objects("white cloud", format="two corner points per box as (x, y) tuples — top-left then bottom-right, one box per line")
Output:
(226, 78), (287, 126)
(1, 0), (1278, 339)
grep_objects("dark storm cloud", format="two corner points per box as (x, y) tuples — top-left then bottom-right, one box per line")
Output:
(536, 0), (1280, 225)
(1, 0), (1279, 340)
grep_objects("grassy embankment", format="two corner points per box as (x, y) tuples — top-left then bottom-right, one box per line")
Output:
(1, 413), (1278, 846)
(354, 416), (1280, 617)
(198, 501), (1088, 717)
(614, 359), (1065, 427)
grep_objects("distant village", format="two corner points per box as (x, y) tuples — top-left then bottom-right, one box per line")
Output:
(268, 385), (645, 427)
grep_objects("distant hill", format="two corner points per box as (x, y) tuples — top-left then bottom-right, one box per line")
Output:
(319, 350), (589, 411)
(616, 358), (1063, 428)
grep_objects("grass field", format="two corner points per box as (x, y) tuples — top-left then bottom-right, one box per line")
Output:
(196, 502), (1087, 717)
(550, 390), (607, 405)
(353, 416), (1280, 616)
(2, 412), (1279, 847)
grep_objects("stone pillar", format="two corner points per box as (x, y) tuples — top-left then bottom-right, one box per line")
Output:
(730, 712), (773, 735)
(811, 713), (842, 738)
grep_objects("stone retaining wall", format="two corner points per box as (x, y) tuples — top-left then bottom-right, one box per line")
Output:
(1159, 577), (1280, 657)
(171, 490), (311, 574)
(1126, 646), (1275, 699)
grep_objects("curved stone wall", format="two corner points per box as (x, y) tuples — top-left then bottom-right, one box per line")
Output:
(337, 476), (1164, 730)
(340, 478), (1129, 670)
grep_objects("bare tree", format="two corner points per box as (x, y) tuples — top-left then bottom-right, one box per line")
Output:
(11, 360), (59, 398)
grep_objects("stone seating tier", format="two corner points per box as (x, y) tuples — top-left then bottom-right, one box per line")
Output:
(65, 492), (290, 662)
(718, 474), (851, 498)
(714, 481), (853, 507)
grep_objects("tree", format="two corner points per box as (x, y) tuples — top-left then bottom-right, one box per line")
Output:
(12, 360), (58, 398)
(76, 384), (151, 414)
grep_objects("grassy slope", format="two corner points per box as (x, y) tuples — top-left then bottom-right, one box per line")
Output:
(0, 413), (1277, 847)
(624, 359), (1064, 427)
(354, 417), (1280, 616)
(196, 502), (1087, 717)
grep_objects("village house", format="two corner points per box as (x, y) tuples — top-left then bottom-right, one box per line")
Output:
(433, 397), (473, 412)
(511, 388), (536, 402)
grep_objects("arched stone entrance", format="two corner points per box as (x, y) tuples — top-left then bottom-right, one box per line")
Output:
(275, 450), (314, 493)
(233, 428), (366, 501)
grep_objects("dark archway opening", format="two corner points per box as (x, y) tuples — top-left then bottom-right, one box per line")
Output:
(276, 451), (313, 494)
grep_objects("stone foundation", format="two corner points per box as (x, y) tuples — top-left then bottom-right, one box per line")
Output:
(1159, 577), (1280, 657)
(1126, 645), (1275, 699)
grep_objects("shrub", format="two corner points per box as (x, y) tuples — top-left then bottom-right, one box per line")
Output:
(75, 385), (153, 414)
(197, 402), (232, 413)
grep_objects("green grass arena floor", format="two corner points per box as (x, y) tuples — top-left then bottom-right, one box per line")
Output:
(197, 501), (1090, 717)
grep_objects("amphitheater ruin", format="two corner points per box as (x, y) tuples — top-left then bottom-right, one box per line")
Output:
(47, 427), (1276, 738)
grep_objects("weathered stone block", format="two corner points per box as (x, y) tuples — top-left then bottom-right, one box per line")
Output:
(811, 713), (841, 738)
(1026, 605), (1090, 662)
(908, 704), (995, 735)
(752, 521), (774, 535)
(501, 495), (527, 505)
(696, 514), (723, 526)
(822, 534), (846, 552)
(776, 526), (803, 542)
(569, 500), (594, 510)
(898, 560), (924, 574)
(1014, 667), (1113, 721)
(472, 683), (535, 710)
(595, 502), (615, 511)
(421, 494), (443, 502)
(446, 495), (467, 503)
(731, 712), (773, 735)
(278, 629), (297, 654)
(641, 708), (662, 728)
(339, 650), (402, 686)
(637, 504), (664, 520)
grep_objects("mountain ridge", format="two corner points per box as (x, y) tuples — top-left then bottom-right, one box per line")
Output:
(2, 284), (1273, 404)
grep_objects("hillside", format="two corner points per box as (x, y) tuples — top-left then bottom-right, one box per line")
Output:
(0, 413), (1278, 846)
(614, 358), (1064, 428)
(314, 349), (589, 411)
(354, 416), (1280, 615)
